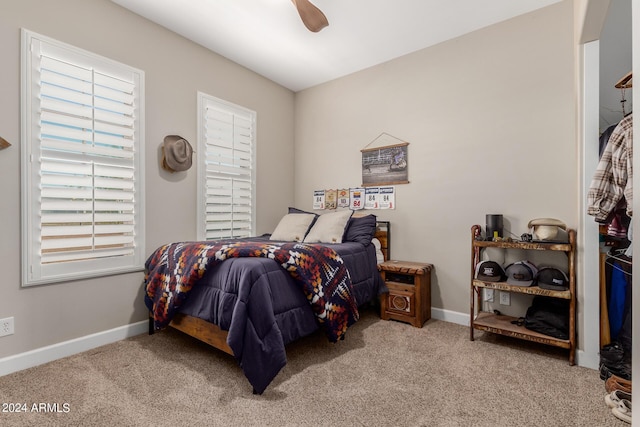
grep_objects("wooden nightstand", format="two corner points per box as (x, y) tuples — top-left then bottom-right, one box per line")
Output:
(379, 260), (433, 327)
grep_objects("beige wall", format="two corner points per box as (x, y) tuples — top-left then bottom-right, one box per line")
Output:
(294, 2), (577, 317)
(0, 0), (295, 358)
(0, 0), (603, 366)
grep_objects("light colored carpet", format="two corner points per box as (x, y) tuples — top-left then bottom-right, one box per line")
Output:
(0, 308), (627, 426)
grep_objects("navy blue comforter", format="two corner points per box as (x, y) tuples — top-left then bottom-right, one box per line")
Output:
(147, 236), (383, 393)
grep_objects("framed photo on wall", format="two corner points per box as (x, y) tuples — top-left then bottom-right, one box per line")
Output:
(361, 142), (409, 186)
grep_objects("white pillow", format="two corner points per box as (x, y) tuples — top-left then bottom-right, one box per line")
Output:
(270, 213), (316, 242)
(372, 237), (385, 264)
(303, 210), (353, 244)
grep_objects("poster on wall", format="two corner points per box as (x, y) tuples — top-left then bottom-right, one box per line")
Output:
(362, 186), (396, 209)
(325, 189), (337, 210)
(349, 187), (365, 210)
(361, 142), (409, 187)
(365, 187), (380, 209)
(337, 189), (350, 208)
(378, 186), (395, 209)
(313, 190), (325, 209)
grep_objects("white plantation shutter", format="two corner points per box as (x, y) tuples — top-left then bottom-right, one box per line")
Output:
(21, 30), (145, 286)
(197, 93), (256, 240)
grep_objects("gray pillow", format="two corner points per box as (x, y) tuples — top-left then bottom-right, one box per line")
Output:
(343, 214), (377, 245)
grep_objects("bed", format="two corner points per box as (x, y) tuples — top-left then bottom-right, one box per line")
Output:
(144, 210), (388, 394)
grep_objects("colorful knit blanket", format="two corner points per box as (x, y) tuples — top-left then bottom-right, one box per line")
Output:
(145, 241), (359, 343)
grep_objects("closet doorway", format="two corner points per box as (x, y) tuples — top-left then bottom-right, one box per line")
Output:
(597, 0), (633, 368)
(581, 0), (633, 370)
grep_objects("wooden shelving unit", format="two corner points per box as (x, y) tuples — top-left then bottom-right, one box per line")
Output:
(469, 224), (577, 365)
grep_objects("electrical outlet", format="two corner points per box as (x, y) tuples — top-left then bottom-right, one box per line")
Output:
(0, 317), (14, 337)
(483, 289), (494, 302)
(499, 292), (511, 306)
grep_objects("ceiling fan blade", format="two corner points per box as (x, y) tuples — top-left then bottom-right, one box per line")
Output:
(291, 0), (329, 32)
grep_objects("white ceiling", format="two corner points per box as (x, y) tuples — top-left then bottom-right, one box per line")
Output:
(110, 0), (562, 92)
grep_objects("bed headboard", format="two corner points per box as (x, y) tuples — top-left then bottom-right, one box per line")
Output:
(375, 221), (390, 261)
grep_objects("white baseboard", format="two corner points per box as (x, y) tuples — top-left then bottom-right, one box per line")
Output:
(575, 349), (600, 370)
(0, 320), (148, 377)
(431, 307), (469, 326)
(0, 312), (601, 375)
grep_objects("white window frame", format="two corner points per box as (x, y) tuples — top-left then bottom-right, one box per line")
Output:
(197, 92), (256, 241)
(21, 29), (145, 286)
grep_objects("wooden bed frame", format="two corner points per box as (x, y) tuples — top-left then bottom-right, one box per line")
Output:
(148, 221), (390, 357)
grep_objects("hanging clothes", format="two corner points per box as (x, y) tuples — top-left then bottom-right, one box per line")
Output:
(597, 121), (631, 242)
(618, 300), (632, 355)
(600, 122), (619, 158)
(607, 207), (630, 240)
(588, 113), (633, 222)
(607, 259), (629, 340)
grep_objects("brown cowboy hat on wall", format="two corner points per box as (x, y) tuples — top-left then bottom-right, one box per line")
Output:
(161, 135), (193, 172)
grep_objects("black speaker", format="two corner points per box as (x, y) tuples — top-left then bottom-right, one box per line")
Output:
(486, 214), (503, 240)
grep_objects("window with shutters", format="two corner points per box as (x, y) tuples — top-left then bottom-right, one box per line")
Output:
(21, 30), (145, 286)
(197, 93), (256, 241)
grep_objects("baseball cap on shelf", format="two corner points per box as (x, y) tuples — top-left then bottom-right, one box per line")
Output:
(505, 260), (538, 287)
(475, 260), (506, 282)
(535, 267), (569, 291)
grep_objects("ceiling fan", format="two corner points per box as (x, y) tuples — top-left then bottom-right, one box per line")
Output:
(291, 0), (329, 32)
